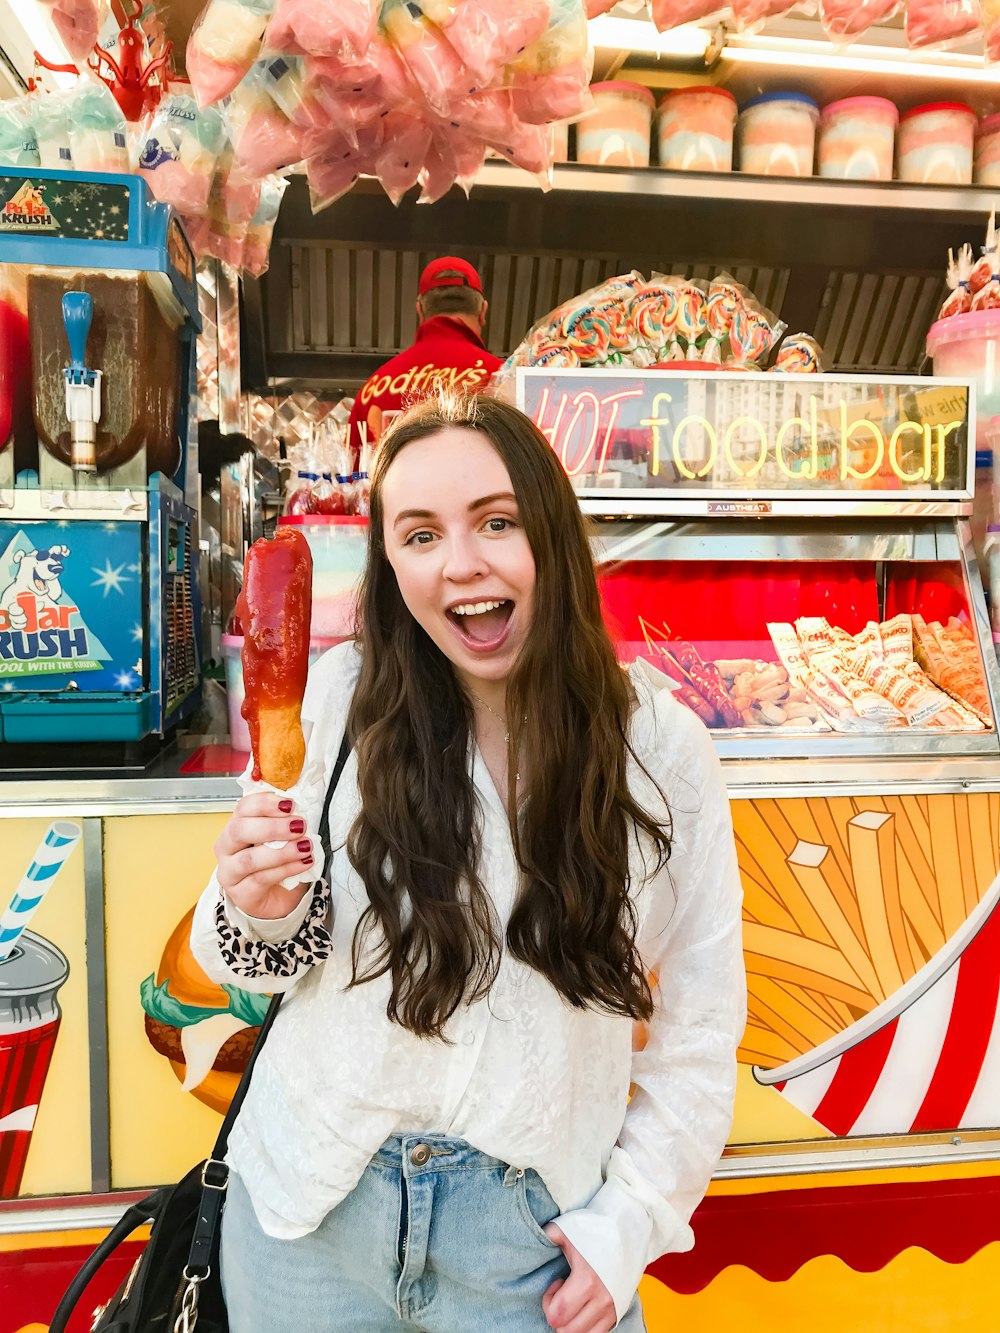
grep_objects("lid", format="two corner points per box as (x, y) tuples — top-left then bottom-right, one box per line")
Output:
(741, 91), (820, 114)
(659, 85), (736, 107)
(0, 932), (68, 1020)
(820, 96), (899, 123)
(279, 514), (370, 526)
(900, 101), (976, 124)
(926, 308), (1000, 351)
(977, 112), (1000, 137)
(589, 80), (656, 107)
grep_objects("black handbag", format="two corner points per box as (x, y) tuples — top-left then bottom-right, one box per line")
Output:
(50, 733), (352, 1333)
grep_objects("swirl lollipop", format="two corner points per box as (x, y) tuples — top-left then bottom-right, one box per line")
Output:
(773, 334), (822, 374)
(530, 341), (580, 368)
(730, 303), (776, 364)
(674, 283), (707, 360)
(561, 303), (614, 364)
(704, 280), (744, 364)
(629, 284), (679, 359)
(596, 297), (637, 362)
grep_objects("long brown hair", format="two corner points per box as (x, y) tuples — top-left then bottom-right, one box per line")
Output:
(346, 393), (671, 1038)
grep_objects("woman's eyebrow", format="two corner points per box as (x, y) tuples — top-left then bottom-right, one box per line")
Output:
(392, 492), (517, 529)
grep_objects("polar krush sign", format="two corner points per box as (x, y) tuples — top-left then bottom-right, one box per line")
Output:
(0, 536), (110, 676)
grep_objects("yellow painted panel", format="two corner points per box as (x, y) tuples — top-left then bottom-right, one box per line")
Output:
(639, 1241), (1000, 1332)
(104, 812), (231, 1188)
(0, 817), (90, 1197)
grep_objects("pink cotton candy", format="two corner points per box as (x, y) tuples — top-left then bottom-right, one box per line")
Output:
(234, 109), (305, 175)
(489, 120), (551, 176)
(140, 159), (215, 216)
(376, 110), (433, 203)
(444, 0), (550, 86)
(450, 89), (516, 141)
(389, 22), (472, 116)
(265, 0), (379, 58)
(419, 142), (459, 204)
(512, 62), (591, 124)
(308, 123), (382, 210)
(40, 0), (100, 63)
(819, 0), (899, 38)
(187, 47), (249, 108)
(586, 0), (619, 12)
(905, 0), (980, 46)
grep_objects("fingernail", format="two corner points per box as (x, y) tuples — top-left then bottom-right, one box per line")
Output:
(278, 799), (293, 813)
(301, 855), (314, 866)
(289, 819), (305, 834)
(296, 839), (311, 853)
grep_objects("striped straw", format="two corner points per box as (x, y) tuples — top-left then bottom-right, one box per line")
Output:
(0, 822), (82, 962)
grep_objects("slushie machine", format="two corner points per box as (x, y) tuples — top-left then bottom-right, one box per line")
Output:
(0, 167), (201, 744)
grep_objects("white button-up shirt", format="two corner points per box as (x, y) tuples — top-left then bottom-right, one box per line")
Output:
(191, 641), (746, 1324)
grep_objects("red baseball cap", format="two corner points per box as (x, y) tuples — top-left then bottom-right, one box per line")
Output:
(418, 256), (483, 295)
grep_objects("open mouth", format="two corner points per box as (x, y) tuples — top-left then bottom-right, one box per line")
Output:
(446, 598), (514, 650)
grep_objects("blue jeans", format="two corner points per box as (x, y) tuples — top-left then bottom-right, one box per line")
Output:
(221, 1133), (647, 1331)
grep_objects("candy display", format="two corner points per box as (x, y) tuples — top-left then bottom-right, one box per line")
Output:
(774, 333), (825, 373)
(576, 81), (654, 168)
(235, 525), (313, 789)
(656, 87), (737, 173)
(738, 93), (819, 177)
(897, 102), (976, 184)
(136, 90), (228, 215)
(768, 616), (988, 732)
(818, 97), (897, 181)
(496, 270), (799, 384)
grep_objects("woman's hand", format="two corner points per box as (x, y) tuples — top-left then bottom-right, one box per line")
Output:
(542, 1225), (617, 1333)
(214, 793), (316, 920)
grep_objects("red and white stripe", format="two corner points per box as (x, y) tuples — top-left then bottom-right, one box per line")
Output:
(755, 874), (1000, 1138)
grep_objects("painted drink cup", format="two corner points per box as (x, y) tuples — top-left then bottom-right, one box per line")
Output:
(0, 930), (68, 1198)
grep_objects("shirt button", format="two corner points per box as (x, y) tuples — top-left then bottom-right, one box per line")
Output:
(463, 1032), (476, 1046)
(410, 1143), (431, 1166)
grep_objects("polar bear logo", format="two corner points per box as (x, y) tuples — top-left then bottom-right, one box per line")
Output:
(0, 546), (71, 631)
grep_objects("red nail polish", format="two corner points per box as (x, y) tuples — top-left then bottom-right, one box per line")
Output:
(289, 819), (305, 834)
(301, 855), (314, 866)
(278, 799), (293, 813)
(297, 839), (311, 853)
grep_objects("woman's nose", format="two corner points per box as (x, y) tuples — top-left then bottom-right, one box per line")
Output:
(441, 532), (487, 582)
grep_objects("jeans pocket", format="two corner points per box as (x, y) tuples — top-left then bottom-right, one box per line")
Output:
(514, 1169), (561, 1249)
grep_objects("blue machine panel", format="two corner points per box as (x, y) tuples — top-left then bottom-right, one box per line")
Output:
(0, 521), (143, 693)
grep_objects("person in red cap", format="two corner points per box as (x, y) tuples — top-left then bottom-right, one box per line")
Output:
(348, 256), (504, 466)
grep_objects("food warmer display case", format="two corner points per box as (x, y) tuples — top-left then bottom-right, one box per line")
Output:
(518, 366), (1000, 1183)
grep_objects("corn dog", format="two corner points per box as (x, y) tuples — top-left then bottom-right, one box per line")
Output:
(236, 527), (313, 789)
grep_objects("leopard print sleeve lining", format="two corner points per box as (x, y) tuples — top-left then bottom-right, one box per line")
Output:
(214, 885), (333, 979)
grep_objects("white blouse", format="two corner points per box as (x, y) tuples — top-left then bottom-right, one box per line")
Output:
(191, 641), (746, 1326)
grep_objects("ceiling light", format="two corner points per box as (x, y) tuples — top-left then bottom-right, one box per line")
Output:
(721, 37), (996, 81)
(590, 15), (714, 58)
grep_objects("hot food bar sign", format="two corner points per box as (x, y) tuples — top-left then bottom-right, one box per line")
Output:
(515, 369), (973, 512)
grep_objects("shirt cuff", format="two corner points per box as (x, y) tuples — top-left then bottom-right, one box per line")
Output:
(221, 884), (317, 944)
(553, 1176), (693, 1326)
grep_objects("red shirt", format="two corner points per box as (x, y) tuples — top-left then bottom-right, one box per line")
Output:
(348, 316), (504, 465)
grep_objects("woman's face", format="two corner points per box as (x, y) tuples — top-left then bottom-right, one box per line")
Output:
(380, 427), (537, 696)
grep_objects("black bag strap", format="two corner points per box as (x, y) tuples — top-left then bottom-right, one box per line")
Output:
(212, 727), (353, 1160)
(185, 731), (353, 1278)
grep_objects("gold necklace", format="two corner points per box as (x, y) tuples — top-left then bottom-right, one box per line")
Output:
(471, 692), (526, 784)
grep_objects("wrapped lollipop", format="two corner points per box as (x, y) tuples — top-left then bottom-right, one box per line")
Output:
(772, 334), (825, 373)
(970, 215), (997, 294)
(530, 341), (581, 367)
(561, 301), (614, 364)
(703, 276), (744, 364)
(971, 244), (1000, 312)
(673, 282), (708, 360)
(730, 298), (784, 364)
(629, 281), (680, 362)
(938, 245), (974, 320)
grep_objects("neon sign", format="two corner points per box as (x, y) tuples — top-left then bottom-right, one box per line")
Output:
(520, 371), (970, 495)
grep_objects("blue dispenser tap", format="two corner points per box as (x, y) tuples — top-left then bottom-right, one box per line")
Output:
(62, 291), (103, 473)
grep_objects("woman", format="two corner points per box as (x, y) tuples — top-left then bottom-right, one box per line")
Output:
(192, 393), (745, 1333)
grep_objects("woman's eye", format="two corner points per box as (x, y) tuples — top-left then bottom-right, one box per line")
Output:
(486, 517), (511, 533)
(405, 530), (435, 546)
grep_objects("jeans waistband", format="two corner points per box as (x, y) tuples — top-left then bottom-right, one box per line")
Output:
(371, 1134), (509, 1174)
